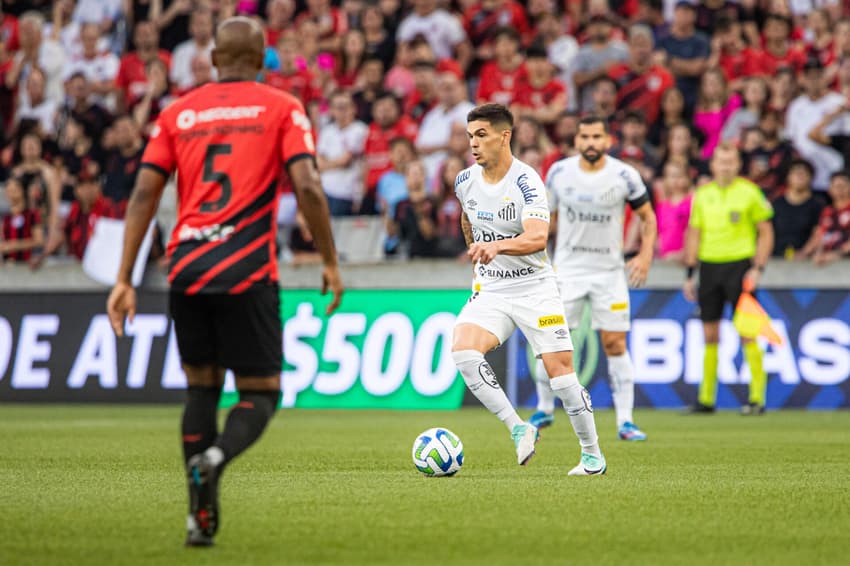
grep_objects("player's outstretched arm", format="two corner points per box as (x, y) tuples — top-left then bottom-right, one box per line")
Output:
(289, 157), (343, 315)
(107, 167), (168, 336)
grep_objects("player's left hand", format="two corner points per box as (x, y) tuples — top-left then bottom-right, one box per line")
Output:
(107, 282), (136, 337)
(626, 254), (651, 287)
(743, 268), (761, 292)
(468, 242), (499, 265)
(321, 264), (344, 316)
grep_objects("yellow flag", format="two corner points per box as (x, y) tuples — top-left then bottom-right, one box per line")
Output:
(733, 292), (783, 345)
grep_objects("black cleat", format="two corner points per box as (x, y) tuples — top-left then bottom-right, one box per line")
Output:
(185, 453), (220, 546)
(741, 402), (765, 416)
(685, 402), (716, 414)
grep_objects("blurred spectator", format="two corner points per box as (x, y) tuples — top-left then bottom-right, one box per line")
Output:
(772, 159), (825, 259)
(446, 120), (474, 165)
(655, 122), (709, 184)
(756, 14), (807, 76)
(710, 17), (757, 88)
(337, 29), (367, 89)
(786, 58), (846, 191)
(6, 11), (65, 107)
(518, 145), (543, 174)
(811, 170), (850, 265)
(542, 110), (579, 175)
(656, 1), (710, 114)
(610, 23), (674, 126)
(589, 76), (619, 126)
(55, 114), (102, 202)
(571, 14), (628, 112)
(175, 53), (214, 96)
(115, 21), (171, 112)
(1, 176), (43, 262)
(295, 0), (349, 53)
(11, 132), (61, 258)
(463, 0), (530, 68)
(396, 0), (471, 69)
(808, 101), (850, 173)
(361, 3), (396, 70)
(102, 115), (143, 206)
(647, 86), (685, 147)
(533, 11), (579, 97)
(264, 0), (295, 48)
(266, 31), (322, 109)
(288, 210), (322, 265)
(155, 0), (193, 52)
(693, 67), (740, 158)
(416, 71), (474, 187)
(378, 136), (416, 254)
(363, 92), (418, 213)
(740, 111), (795, 199)
(48, 0), (107, 61)
(512, 115), (552, 155)
(405, 59), (438, 123)
(614, 110), (659, 171)
(475, 26), (525, 105)
(767, 66), (796, 115)
(654, 160), (692, 262)
(62, 23), (120, 110)
(721, 76), (769, 144)
(15, 68), (58, 136)
(395, 159), (444, 258)
(317, 90), (368, 216)
(169, 8), (214, 90)
(0, 4), (19, 53)
(693, 0), (742, 37)
(55, 73), (112, 144)
(132, 59), (176, 135)
(431, 154), (467, 258)
(63, 170), (121, 260)
(351, 54), (384, 122)
(806, 9), (834, 74)
(512, 43), (568, 127)
(384, 39), (416, 100)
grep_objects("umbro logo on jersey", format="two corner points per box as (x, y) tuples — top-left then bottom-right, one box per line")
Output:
(498, 201), (516, 221)
(466, 198), (478, 209)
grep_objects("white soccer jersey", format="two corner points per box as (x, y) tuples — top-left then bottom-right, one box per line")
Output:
(455, 157), (555, 294)
(546, 155), (649, 278)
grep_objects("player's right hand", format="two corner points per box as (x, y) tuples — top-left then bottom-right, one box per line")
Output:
(107, 282), (136, 337)
(682, 277), (697, 303)
(321, 264), (343, 316)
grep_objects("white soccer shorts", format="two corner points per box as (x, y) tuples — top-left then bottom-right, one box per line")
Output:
(558, 269), (631, 331)
(455, 279), (574, 356)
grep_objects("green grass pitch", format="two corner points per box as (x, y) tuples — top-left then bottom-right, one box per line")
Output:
(1, 406), (849, 565)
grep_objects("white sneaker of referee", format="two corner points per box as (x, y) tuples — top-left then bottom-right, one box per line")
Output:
(532, 115), (657, 443)
(451, 103), (605, 473)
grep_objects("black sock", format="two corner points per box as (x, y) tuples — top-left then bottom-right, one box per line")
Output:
(214, 390), (279, 465)
(181, 386), (221, 466)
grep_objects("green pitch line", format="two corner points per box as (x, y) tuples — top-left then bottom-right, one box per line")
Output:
(1, 407), (849, 565)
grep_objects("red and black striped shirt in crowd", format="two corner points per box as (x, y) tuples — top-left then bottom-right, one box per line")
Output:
(64, 196), (122, 260)
(2, 208), (41, 262)
(141, 80), (316, 295)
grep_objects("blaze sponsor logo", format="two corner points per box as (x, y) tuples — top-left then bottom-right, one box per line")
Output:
(611, 302), (628, 311)
(565, 206), (612, 224)
(516, 173), (537, 204)
(455, 170), (471, 187)
(473, 229), (520, 242)
(477, 210), (494, 222)
(478, 265), (535, 278)
(538, 314), (565, 328)
(176, 105), (266, 130)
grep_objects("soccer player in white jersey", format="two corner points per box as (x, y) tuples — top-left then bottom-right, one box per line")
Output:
(452, 104), (606, 475)
(531, 115), (657, 442)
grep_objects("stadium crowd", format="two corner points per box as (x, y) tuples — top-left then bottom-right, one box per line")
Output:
(1, 0), (850, 267)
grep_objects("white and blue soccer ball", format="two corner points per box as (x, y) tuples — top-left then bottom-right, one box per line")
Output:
(412, 427), (464, 477)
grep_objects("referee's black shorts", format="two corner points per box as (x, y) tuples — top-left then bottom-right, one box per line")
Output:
(169, 285), (282, 376)
(697, 258), (751, 322)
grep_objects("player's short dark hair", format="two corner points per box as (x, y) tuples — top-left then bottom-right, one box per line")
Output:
(788, 158), (814, 178)
(467, 104), (514, 130)
(578, 115), (609, 133)
(830, 170), (850, 183)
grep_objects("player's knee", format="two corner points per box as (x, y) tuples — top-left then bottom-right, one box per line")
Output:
(601, 334), (626, 356)
(235, 390), (280, 419)
(541, 352), (574, 378)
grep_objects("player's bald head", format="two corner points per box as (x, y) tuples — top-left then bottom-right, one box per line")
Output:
(212, 17), (265, 77)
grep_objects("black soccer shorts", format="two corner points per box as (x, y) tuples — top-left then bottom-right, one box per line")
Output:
(169, 285), (283, 376)
(697, 258), (752, 322)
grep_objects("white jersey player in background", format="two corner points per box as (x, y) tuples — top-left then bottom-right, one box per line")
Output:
(452, 104), (606, 475)
(531, 115), (657, 442)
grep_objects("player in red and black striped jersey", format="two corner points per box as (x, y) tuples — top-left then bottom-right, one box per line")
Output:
(106, 17), (343, 548)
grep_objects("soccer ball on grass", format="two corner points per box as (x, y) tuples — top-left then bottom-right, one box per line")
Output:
(412, 427), (464, 477)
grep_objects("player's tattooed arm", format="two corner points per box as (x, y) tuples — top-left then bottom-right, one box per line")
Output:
(461, 212), (473, 248)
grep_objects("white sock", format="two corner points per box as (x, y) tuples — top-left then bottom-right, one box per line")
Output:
(608, 353), (635, 427)
(204, 446), (225, 467)
(534, 358), (556, 413)
(453, 350), (523, 430)
(549, 373), (602, 457)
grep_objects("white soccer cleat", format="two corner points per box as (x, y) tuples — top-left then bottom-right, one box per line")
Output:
(511, 423), (539, 465)
(568, 452), (607, 476)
